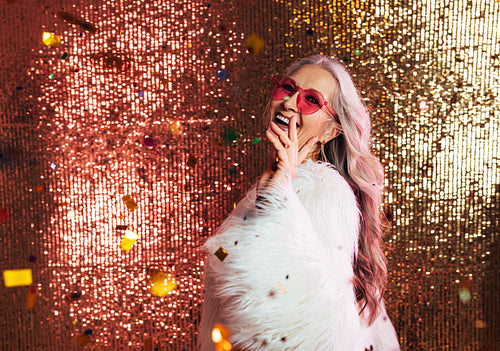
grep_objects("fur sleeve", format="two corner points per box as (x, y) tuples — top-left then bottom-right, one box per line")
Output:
(200, 162), (362, 351)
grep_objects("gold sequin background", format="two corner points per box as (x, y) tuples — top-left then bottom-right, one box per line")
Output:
(0, 0), (498, 350)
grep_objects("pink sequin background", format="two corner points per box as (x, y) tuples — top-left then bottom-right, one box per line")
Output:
(0, 0), (498, 350)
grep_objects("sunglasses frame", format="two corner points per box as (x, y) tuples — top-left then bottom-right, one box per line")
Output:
(271, 75), (337, 119)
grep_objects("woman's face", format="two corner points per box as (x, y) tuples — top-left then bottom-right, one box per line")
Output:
(268, 64), (340, 155)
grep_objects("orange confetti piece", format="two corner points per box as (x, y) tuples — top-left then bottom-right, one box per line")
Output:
(122, 195), (138, 211)
(169, 121), (183, 135)
(25, 287), (37, 309)
(277, 281), (287, 294)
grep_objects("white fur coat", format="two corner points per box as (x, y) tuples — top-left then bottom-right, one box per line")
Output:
(199, 161), (400, 350)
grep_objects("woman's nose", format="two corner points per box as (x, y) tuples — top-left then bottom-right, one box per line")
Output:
(283, 91), (300, 112)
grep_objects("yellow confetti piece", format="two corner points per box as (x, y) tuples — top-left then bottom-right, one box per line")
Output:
(214, 247), (228, 261)
(42, 32), (61, 47)
(122, 195), (138, 211)
(3, 269), (32, 287)
(149, 271), (177, 296)
(277, 281), (287, 294)
(119, 229), (138, 251)
(245, 33), (265, 55)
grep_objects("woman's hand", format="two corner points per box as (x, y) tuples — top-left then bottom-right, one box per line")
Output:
(259, 116), (318, 190)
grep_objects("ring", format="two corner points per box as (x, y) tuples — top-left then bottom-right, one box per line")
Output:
(270, 156), (279, 173)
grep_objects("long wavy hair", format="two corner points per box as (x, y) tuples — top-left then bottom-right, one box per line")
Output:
(285, 55), (387, 325)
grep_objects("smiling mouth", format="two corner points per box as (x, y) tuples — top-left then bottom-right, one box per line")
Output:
(275, 113), (299, 128)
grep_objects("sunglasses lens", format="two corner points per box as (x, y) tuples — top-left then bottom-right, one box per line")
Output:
(272, 76), (295, 100)
(299, 90), (324, 114)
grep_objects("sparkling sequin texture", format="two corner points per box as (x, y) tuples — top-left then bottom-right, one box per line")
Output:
(0, 0), (498, 349)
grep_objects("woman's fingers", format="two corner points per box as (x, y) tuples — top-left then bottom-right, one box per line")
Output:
(266, 132), (290, 170)
(266, 129), (287, 157)
(288, 115), (298, 143)
(269, 121), (292, 148)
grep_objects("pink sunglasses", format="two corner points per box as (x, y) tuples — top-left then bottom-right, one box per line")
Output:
(271, 75), (337, 118)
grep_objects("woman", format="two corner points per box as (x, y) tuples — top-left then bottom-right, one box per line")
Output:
(198, 55), (400, 350)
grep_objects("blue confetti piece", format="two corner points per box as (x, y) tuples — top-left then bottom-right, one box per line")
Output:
(217, 69), (228, 80)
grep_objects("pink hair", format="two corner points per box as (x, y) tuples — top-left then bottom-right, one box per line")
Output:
(286, 55), (387, 325)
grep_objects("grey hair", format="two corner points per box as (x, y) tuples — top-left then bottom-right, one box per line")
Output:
(285, 55), (387, 325)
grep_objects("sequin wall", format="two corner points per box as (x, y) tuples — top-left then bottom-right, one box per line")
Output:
(0, 0), (498, 349)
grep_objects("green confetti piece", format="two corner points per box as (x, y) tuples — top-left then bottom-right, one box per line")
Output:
(61, 52), (69, 59)
(49, 73), (55, 79)
(253, 137), (260, 144)
(222, 128), (239, 144)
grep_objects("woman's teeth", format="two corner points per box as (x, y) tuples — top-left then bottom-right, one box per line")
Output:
(276, 114), (289, 126)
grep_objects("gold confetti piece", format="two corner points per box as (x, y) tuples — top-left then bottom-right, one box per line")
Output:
(149, 271), (177, 296)
(214, 247), (228, 261)
(475, 320), (487, 328)
(25, 287), (37, 309)
(122, 195), (138, 211)
(42, 32), (61, 47)
(119, 229), (139, 252)
(277, 281), (287, 294)
(3, 269), (32, 287)
(245, 33), (264, 55)
(169, 121), (183, 135)
(212, 323), (232, 350)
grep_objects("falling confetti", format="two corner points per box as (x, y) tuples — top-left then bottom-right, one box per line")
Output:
(3, 269), (33, 287)
(0, 208), (9, 223)
(187, 154), (197, 168)
(122, 195), (138, 212)
(212, 323), (232, 351)
(245, 33), (264, 55)
(149, 271), (177, 297)
(42, 32), (61, 47)
(25, 287), (37, 309)
(419, 99), (428, 111)
(57, 11), (97, 33)
(214, 247), (228, 261)
(169, 121), (184, 135)
(119, 229), (139, 251)
(75, 329), (93, 346)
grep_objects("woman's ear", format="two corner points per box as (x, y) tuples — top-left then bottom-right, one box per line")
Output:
(319, 120), (342, 144)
